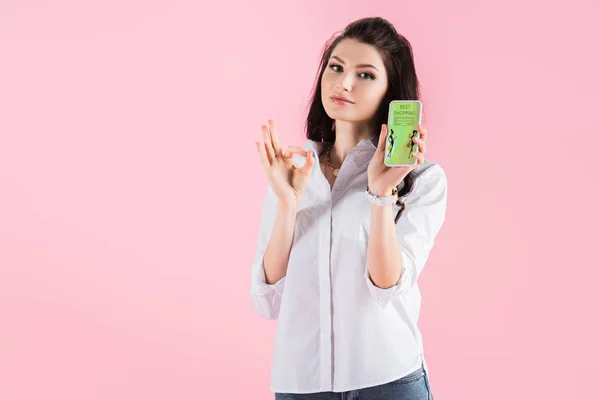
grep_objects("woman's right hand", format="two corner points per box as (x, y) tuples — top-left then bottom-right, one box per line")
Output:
(255, 120), (315, 207)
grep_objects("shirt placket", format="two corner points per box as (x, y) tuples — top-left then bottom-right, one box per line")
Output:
(321, 153), (358, 390)
(319, 200), (333, 389)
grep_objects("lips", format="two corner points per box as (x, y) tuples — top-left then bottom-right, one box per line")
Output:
(331, 95), (354, 104)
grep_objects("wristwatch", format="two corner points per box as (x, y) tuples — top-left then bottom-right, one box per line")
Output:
(365, 186), (398, 206)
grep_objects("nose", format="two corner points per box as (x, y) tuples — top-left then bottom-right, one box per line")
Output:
(338, 72), (353, 92)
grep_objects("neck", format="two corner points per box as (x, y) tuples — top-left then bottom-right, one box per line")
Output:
(328, 120), (377, 166)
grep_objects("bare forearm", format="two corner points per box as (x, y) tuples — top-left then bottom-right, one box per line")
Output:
(263, 201), (297, 284)
(367, 202), (403, 289)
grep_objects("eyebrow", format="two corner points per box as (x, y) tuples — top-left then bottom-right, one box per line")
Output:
(330, 55), (379, 71)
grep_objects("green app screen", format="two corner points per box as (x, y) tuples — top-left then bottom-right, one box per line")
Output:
(385, 101), (422, 166)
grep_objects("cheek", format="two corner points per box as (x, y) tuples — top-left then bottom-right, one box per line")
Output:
(365, 85), (387, 107)
(369, 81), (387, 99)
(361, 86), (385, 104)
(322, 75), (339, 94)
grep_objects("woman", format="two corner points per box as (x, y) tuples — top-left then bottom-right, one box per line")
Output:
(251, 17), (446, 400)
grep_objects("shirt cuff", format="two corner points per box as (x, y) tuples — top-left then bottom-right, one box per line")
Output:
(364, 250), (414, 309)
(253, 250), (286, 297)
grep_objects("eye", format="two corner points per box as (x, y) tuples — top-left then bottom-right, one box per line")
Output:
(328, 64), (375, 80)
(329, 63), (342, 72)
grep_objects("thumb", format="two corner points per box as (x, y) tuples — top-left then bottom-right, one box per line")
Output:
(377, 124), (387, 152)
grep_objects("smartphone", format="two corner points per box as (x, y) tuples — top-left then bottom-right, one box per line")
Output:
(384, 100), (423, 167)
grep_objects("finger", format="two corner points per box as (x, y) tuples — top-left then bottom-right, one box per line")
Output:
(418, 124), (428, 140)
(412, 136), (427, 153)
(412, 151), (425, 165)
(261, 125), (276, 163)
(300, 150), (315, 173)
(255, 141), (271, 170)
(268, 120), (283, 157)
(283, 146), (308, 159)
(377, 124), (387, 152)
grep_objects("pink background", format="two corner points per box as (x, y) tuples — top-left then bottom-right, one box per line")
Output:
(1, 0), (599, 398)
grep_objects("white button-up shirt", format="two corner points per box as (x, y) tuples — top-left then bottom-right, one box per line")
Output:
(250, 135), (448, 394)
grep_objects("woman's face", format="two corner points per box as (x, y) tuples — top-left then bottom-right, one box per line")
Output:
(321, 38), (389, 124)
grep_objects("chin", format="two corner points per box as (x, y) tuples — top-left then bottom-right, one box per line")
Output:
(323, 106), (356, 122)
(329, 113), (364, 124)
(327, 113), (355, 123)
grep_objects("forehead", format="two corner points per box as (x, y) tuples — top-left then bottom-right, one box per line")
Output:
(330, 39), (385, 68)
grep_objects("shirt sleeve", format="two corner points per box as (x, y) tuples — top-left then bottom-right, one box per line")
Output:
(364, 163), (448, 309)
(250, 184), (287, 320)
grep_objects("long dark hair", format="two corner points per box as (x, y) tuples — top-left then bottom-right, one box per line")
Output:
(304, 17), (421, 224)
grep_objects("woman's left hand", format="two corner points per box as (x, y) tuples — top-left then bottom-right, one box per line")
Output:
(367, 123), (427, 196)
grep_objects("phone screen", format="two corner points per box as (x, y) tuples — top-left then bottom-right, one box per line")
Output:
(384, 100), (422, 167)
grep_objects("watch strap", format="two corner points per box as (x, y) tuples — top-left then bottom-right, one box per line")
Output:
(365, 186), (399, 206)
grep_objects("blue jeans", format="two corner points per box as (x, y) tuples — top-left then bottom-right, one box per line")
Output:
(274, 365), (434, 400)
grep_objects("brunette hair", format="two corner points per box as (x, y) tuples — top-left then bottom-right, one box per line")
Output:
(304, 17), (421, 223)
